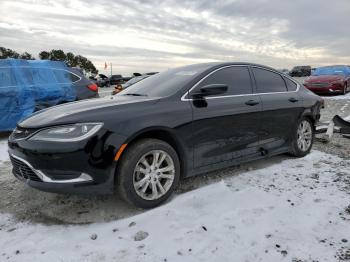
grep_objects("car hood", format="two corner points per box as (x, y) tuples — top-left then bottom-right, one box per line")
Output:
(305, 75), (344, 83)
(19, 95), (159, 129)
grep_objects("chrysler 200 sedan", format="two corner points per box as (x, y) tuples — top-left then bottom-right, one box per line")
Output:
(303, 65), (350, 95)
(8, 62), (323, 208)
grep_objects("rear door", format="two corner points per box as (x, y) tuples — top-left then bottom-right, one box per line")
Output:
(190, 66), (262, 167)
(251, 66), (303, 152)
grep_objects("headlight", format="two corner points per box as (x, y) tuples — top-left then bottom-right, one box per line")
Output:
(29, 123), (103, 142)
(331, 79), (344, 84)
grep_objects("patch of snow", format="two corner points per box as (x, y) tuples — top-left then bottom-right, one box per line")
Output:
(0, 151), (349, 261)
(322, 93), (350, 100)
(0, 138), (9, 163)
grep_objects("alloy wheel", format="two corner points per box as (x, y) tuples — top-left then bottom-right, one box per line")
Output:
(133, 150), (175, 201)
(297, 120), (313, 152)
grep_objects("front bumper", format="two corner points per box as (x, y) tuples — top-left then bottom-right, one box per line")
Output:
(8, 128), (126, 194)
(304, 85), (344, 94)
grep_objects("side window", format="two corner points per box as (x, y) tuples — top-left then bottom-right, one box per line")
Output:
(69, 72), (80, 82)
(198, 66), (252, 95)
(284, 77), (297, 91)
(252, 67), (287, 93)
(0, 68), (16, 87)
(53, 70), (70, 83)
(31, 68), (56, 85)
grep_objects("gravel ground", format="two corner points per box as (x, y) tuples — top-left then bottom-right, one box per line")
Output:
(0, 81), (349, 226)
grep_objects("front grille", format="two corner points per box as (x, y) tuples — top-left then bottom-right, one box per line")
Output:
(308, 82), (329, 87)
(10, 156), (42, 182)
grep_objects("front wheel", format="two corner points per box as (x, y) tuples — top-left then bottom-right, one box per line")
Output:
(343, 83), (348, 95)
(117, 139), (180, 208)
(290, 117), (314, 157)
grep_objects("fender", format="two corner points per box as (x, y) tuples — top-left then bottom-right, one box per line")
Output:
(122, 126), (193, 178)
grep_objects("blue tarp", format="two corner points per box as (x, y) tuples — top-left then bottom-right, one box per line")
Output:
(0, 59), (77, 131)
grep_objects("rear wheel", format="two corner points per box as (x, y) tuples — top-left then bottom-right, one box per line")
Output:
(117, 139), (180, 208)
(290, 117), (314, 157)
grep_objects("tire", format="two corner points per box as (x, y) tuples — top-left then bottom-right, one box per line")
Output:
(343, 83), (348, 95)
(290, 117), (314, 157)
(117, 139), (180, 208)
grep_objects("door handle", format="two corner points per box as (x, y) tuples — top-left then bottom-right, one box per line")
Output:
(245, 100), (260, 106)
(288, 97), (299, 103)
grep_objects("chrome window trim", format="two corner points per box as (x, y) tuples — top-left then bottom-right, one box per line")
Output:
(181, 64), (300, 101)
(53, 68), (82, 84)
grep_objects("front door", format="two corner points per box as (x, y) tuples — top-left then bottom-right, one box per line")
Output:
(188, 66), (262, 168)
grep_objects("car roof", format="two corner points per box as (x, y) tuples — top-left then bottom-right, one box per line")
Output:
(198, 61), (282, 73)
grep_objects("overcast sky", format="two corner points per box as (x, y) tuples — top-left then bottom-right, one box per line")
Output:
(1, 0), (349, 75)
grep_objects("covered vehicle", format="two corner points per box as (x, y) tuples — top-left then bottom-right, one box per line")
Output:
(303, 65), (350, 95)
(0, 59), (98, 131)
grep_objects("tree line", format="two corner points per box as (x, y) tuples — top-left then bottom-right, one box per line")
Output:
(0, 47), (98, 74)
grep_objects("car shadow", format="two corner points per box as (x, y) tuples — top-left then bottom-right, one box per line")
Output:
(0, 146), (291, 226)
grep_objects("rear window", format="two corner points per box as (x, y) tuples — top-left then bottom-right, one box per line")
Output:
(252, 67), (287, 93)
(53, 70), (80, 83)
(284, 77), (298, 91)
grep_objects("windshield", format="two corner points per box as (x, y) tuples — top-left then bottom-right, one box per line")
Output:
(118, 63), (213, 97)
(124, 75), (148, 88)
(312, 66), (348, 76)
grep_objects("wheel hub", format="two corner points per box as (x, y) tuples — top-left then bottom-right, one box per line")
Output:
(133, 150), (175, 201)
(297, 120), (312, 152)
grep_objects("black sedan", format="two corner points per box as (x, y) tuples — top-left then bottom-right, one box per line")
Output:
(8, 62), (323, 208)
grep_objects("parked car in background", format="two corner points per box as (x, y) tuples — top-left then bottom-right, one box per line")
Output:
(8, 62), (323, 208)
(95, 74), (110, 87)
(303, 65), (350, 95)
(278, 69), (289, 75)
(109, 74), (124, 85)
(0, 59), (98, 131)
(112, 75), (150, 95)
(289, 66), (312, 77)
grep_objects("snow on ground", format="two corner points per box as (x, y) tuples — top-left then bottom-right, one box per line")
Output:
(0, 150), (350, 262)
(322, 93), (350, 100)
(0, 138), (9, 163)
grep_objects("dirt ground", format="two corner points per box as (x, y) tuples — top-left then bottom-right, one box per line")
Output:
(0, 89), (349, 226)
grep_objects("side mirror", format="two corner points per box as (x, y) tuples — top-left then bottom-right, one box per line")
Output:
(191, 84), (228, 98)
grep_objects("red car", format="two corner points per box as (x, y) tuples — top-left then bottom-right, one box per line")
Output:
(303, 66), (350, 95)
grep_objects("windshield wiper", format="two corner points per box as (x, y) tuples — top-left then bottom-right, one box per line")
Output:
(123, 93), (148, 97)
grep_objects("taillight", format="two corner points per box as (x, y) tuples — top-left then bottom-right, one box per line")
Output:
(87, 83), (98, 92)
